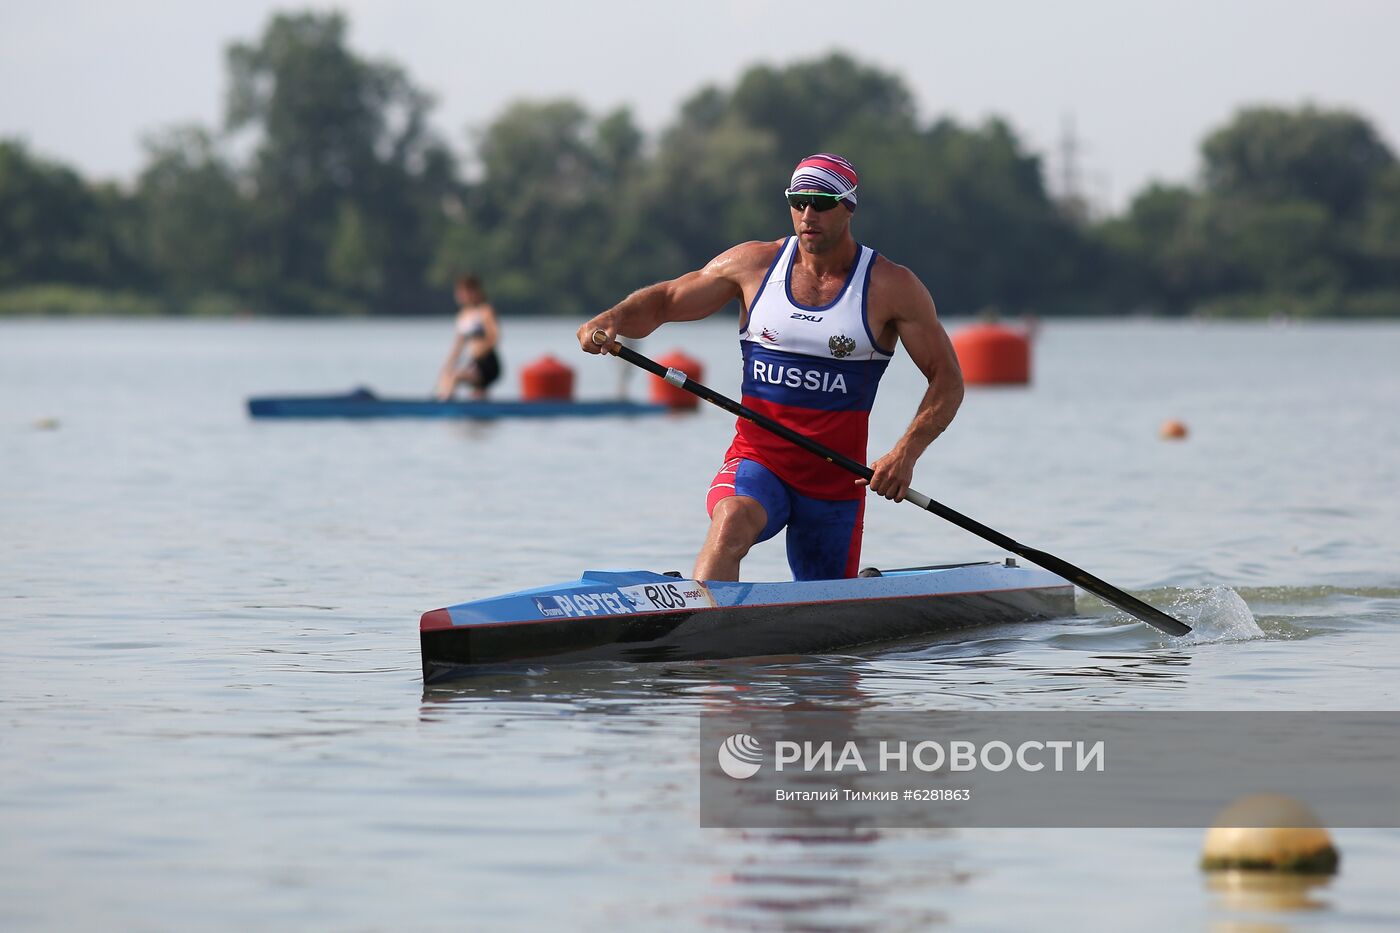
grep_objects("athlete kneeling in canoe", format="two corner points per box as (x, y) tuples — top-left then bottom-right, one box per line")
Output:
(435, 275), (502, 400)
(578, 154), (963, 582)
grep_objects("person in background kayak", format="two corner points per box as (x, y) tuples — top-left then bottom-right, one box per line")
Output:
(578, 153), (964, 582)
(434, 275), (501, 399)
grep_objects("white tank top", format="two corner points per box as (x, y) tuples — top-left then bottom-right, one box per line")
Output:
(741, 237), (893, 362)
(726, 236), (895, 500)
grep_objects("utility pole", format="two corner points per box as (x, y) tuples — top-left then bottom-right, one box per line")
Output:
(1057, 113), (1088, 222)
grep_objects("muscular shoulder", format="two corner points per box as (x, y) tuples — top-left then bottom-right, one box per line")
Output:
(704, 238), (785, 281)
(868, 255), (936, 320)
(869, 255), (929, 299)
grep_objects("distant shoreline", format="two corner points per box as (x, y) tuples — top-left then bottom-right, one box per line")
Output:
(3, 284), (1397, 321)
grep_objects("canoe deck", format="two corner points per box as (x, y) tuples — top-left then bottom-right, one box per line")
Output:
(420, 561), (1075, 682)
(247, 387), (669, 420)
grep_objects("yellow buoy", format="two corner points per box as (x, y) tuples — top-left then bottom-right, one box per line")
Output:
(1200, 794), (1339, 874)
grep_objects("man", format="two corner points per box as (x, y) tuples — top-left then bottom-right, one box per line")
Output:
(578, 153), (963, 582)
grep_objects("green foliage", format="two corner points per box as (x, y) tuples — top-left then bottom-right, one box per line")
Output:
(646, 111), (783, 275)
(1356, 165), (1400, 287)
(436, 100), (668, 315)
(0, 284), (165, 316)
(1192, 290), (1400, 319)
(0, 141), (129, 287)
(223, 10), (454, 313)
(643, 56), (1076, 316)
(1202, 106), (1395, 219)
(728, 53), (919, 159)
(1091, 105), (1397, 313)
(3, 11), (1397, 319)
(850, 117), (1078, 312)
(326, 201), (386, 297)
(134, 127), (247, 297)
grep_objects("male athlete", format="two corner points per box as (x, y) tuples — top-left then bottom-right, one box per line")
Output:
(578, 154), (963, 582)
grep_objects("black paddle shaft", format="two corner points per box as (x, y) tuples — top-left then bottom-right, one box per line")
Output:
(607, 339), (1191, 637)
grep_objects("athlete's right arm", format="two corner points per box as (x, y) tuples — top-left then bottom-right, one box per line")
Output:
(577, 242), (773, 354)
(433, 320), (469, 399)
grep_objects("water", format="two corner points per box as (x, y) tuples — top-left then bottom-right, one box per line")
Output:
(3, 317), (1399, 930)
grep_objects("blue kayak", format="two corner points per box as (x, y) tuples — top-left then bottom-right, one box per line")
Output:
(247, 387), (669, 420)
(420, 560), (1075, 682)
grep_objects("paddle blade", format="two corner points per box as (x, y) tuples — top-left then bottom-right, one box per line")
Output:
(1018, 546), (1192, 636)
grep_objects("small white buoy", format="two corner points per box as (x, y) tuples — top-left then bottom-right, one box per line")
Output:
(1200, 793), (1339, 874)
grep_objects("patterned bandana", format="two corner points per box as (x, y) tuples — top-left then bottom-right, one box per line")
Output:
(789, 153), (859, 210)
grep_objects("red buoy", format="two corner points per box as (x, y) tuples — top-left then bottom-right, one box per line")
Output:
(520, 355), (575, 401)
(650, 350), (703, 410)
(951, 323), (1031, 385)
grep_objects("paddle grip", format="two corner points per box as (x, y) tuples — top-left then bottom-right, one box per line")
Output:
(904, 490), (932, 509)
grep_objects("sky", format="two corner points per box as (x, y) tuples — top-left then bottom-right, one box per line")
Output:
(3, 0), (1398, 211)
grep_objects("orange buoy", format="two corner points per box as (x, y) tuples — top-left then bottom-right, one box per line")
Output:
(650, 350), (704, 410)
(520, 355), (575, 401)
(951, 323), (1031, 385)
(1159, 419), (1189, 440)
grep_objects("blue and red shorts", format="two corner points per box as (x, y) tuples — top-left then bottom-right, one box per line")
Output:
(707, 457), (864, 581)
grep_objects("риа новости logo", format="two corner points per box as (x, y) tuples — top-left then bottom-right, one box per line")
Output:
(717, 734), (763, 779)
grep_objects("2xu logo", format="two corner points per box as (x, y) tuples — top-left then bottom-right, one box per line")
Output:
(718, 733), (764, 779)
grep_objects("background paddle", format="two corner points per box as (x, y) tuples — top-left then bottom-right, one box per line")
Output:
(595, 333), (1192, 637)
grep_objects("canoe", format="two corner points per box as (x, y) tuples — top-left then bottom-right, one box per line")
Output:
(247, 387), (668, 420)
(420, 560), (1075, 682)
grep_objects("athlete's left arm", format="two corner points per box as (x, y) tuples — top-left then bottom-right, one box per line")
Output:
(861, 262), (964, 502)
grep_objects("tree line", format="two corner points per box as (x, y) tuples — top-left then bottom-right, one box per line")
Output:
(3, 11), (1398, 319)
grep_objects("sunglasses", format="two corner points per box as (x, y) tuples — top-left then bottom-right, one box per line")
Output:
(785, 189), (849, 212)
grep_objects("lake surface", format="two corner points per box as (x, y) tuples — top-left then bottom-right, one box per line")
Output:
(3, 317), (1398, 930)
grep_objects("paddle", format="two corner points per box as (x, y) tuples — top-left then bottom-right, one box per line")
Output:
(593, 332), (1191, 637)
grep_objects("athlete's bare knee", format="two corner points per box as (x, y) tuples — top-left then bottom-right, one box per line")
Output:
(696, 496), (767, 580)
(709, 497), (766, 547)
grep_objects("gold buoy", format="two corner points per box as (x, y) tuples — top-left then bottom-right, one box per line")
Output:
(1159, 419), (1188, 440)
(1200, 794), (1339, 874)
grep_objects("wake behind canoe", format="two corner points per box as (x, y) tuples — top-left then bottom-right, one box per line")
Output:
(247, 387), (668, 420)
(420, 560), (1074, 682)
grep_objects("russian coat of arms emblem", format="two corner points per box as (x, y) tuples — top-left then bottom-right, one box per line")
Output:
(828, 335), (856, 358)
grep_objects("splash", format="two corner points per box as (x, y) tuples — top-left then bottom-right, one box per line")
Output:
(1164, 586), (1265, 644)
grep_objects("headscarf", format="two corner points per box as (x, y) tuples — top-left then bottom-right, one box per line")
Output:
(789, 153), (858, 210)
